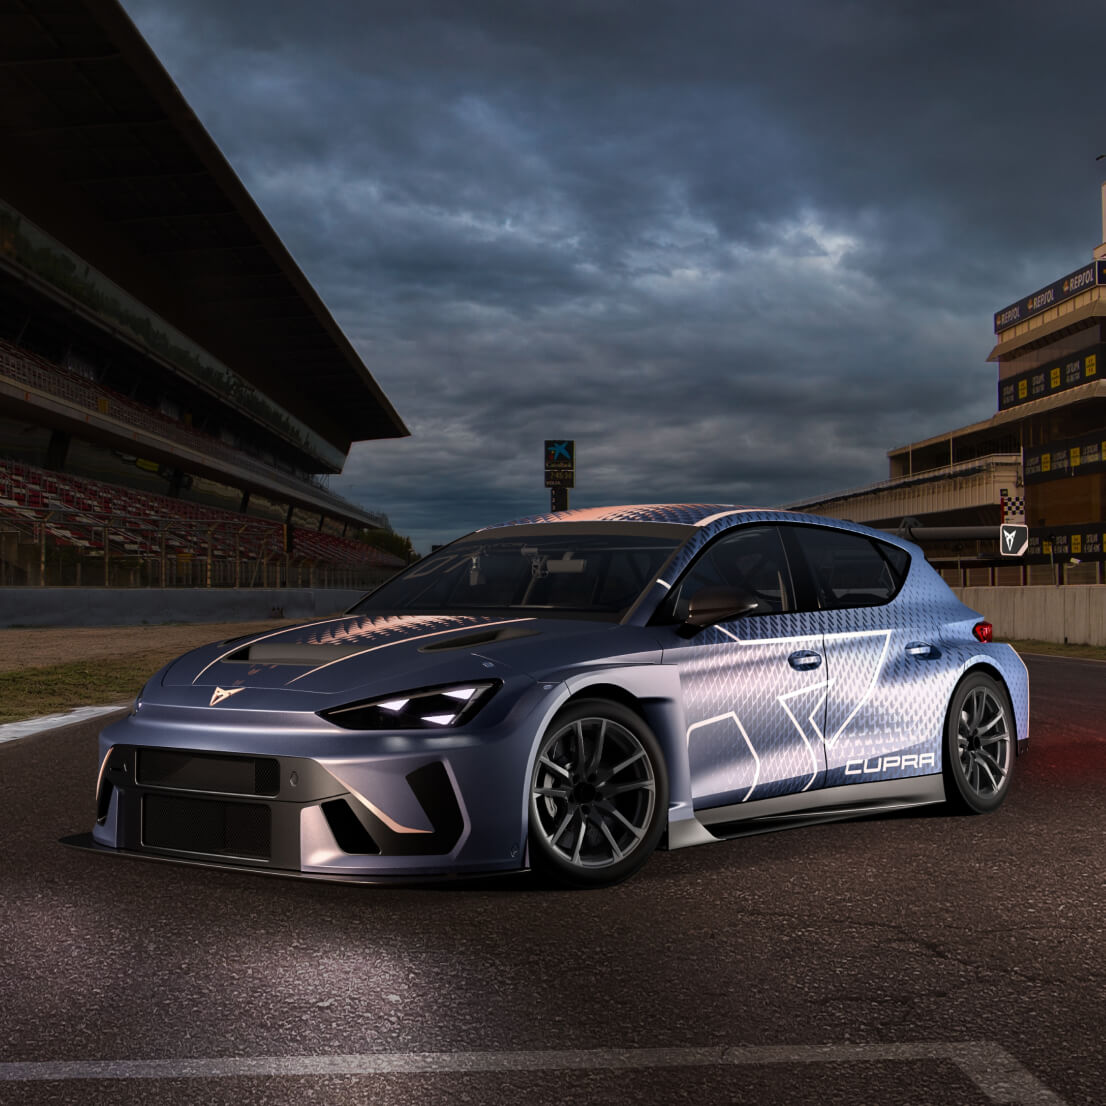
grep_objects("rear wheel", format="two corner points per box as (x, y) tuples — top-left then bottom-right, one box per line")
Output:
(943, 671), (1015, 814)
(528, 700), (668, 888)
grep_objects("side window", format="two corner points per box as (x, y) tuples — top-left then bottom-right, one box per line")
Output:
(786, 526), (907, 610)
(665, 526), (794, 620)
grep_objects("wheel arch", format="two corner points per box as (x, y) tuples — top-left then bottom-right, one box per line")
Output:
(948, 658), (1027, 757)
(524, 666), (694, 847)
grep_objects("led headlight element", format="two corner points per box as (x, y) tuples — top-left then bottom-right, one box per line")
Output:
(319, 681), (501, 731)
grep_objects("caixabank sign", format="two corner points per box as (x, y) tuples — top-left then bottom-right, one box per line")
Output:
(993, 260), (1106, 333)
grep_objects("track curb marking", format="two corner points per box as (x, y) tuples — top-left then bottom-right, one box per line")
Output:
(0, 1041), (1067, 1102)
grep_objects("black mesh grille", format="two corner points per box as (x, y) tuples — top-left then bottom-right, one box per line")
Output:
(137, 750), (279, 797)
(254, 759), (280, 795)
(142, 794), (271, 859)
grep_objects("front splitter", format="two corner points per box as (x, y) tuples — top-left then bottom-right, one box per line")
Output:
(60, 833), (529, 888)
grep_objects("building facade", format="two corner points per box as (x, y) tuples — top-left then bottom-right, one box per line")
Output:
(786, 203), (1106, 589)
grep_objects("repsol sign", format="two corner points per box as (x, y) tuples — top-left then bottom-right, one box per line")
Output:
(994, 260), (1106, 333)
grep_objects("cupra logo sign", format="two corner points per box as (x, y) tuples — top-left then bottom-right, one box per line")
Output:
(210, 686), (245, 706)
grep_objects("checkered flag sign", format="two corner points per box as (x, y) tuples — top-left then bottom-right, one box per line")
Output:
(1000, 492), (1025, 523)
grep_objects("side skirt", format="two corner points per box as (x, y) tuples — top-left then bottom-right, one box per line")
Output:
(665, 774), (947, 848)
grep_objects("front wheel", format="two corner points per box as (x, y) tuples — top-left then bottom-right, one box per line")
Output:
(943, 671), (1015, 814)
(528, 700), (668, 888)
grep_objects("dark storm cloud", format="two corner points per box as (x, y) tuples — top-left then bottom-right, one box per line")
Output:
(120, 0), (1106, 550)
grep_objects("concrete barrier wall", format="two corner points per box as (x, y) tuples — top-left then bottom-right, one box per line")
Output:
(0, 587), (368, 627)
(953, 586), (1106, 646)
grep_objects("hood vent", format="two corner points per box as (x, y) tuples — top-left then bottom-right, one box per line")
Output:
(228, 642), (373, 666)
(419, 624), (539, 653)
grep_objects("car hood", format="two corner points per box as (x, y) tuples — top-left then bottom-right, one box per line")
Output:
(159, 612), (644, 698)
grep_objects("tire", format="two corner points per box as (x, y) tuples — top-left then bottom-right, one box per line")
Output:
(528, 699), (669, 888)
(943, 671), (1015, 814)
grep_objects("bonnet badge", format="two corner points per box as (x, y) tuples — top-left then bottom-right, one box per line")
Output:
(210, 686), (245, 706)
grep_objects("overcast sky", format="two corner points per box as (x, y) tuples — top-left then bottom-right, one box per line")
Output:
(120, 0), (1106, 552)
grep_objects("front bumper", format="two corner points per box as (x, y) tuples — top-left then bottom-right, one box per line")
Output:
(93, 744), (476, 871)
(87, 683), (555, 879)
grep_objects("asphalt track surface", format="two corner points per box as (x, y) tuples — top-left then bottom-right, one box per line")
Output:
(0, 654), (1102, 1106)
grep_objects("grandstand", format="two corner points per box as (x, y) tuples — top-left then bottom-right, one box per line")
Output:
(0, 0), (410, 591)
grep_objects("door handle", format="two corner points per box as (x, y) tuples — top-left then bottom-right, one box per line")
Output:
(905, 641), (935, 658)
(788, 650), (822, 670)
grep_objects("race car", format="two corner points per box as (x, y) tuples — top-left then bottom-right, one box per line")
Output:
(81, 504), (1029, 887)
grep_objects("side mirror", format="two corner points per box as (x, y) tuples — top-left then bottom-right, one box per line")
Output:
(678, 585), (760, 636)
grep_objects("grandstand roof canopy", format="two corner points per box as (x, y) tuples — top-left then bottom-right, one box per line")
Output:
(0, 0), (408, 455)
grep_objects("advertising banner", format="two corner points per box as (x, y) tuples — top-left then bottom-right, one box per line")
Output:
(993, 260), (1106, 333)
(1023, 431), (1106, 484)
(1027, 526), (1103, 559)
(997, 344), (1100, 411)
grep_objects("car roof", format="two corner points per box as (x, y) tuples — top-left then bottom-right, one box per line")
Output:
(470, 503), (918, 557)
(479, 503), (762, 529)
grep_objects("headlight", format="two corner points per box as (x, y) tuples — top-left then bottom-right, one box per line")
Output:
(318, 681), (501, 731)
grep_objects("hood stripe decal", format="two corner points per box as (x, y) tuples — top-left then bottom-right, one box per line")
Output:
(191, 615), (534, 687)
(285, 618), (535, 684)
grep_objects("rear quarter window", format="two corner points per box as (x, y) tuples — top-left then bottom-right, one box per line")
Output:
(786, 526), (909, 610)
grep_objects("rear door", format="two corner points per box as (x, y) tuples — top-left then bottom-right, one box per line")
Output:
(780, 525), (937, 787)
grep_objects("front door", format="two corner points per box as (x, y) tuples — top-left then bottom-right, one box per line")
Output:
(661, 525), (829, 809)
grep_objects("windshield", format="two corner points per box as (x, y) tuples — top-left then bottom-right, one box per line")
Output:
(351, 532), (682, 620)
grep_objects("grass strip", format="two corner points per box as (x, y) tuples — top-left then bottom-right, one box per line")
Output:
(0, 653), (169, 724)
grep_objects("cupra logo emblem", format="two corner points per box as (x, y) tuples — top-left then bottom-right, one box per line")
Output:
(210, 686), (245, 706)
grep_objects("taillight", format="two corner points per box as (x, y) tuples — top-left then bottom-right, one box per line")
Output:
(972, 621), (992, 643)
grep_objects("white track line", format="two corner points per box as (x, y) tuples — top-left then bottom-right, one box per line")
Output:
(0, 704), (127, 745)
(0, 1041), (1067, 1102)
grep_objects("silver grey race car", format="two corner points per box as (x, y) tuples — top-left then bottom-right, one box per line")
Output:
(81, 504), (1029, 887)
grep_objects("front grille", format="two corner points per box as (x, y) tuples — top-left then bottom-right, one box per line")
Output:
(136, 750), (280, 797)
(142, 794), (271, 859)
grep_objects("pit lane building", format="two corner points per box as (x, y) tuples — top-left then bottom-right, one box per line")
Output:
(787, 199), (1106, 594)
(0, 0), (409, 591)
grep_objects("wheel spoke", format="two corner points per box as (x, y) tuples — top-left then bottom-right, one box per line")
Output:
(972, 689), (986, 729)
(977, 756), (1000, 791)
(608, 804), (647, 840)
(977, 709), (1005, 735)
(570, 820), (586, 864)
(598, 820), (624, 861)
(587, 719), (607, 775)
(601, 748), (646, 782)
(572, 720), (585, 770)
(977, 748), (1006, 780)
(534, 786), (570, 800)
(539, 755), (570, 779)
(604, 778), (655, 798)
(551, 807), (575, 847)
